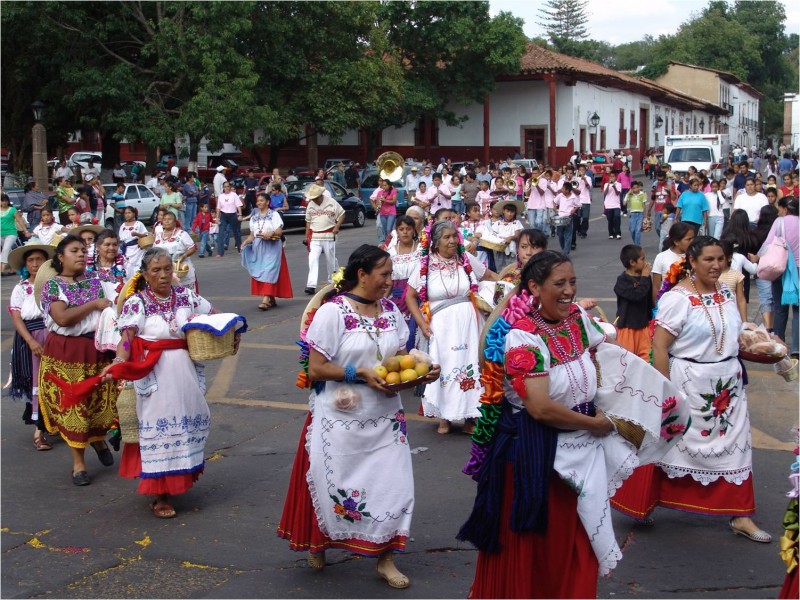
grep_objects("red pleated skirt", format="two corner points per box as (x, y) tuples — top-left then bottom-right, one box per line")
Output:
(118, 442), (202, 496)
(611, 465), (756, 518)
(250, 253), (293, 298)
(277, 412), (408, 557)
(468, 463), (598, 599)
(779, 567), (798, 599)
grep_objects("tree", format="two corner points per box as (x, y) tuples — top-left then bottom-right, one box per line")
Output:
(536, 0), (590, 53)
(44, 1), (267, 170)
(366, 1), (527, 159)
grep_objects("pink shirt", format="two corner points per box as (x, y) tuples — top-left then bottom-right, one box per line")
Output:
(217, 191), (242, 214)
(475, 190), (493, 215)
(554, 192), (580, 217)
(527, 179), (547, 210)
(430, 184), (452, 212)
(414, 188), (436, 210)
(377, 188), (397, 216)
(616, 172), (632, 190)
(603, 182), (622, 210)
(576, 174), (592, 205)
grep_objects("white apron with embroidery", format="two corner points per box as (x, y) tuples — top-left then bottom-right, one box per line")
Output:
(117, 287), (213, 478)
(503, 306), (689, 575)
(408, 253), (486, 421)
(305, 297), (414, 544)
(654, 285), (752, 484)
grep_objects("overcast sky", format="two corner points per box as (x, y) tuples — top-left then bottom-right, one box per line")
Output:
(489, 0), (800, 46)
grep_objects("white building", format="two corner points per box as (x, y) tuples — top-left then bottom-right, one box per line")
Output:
(656, 62), (764, 148)
(784, 93), (799, 150)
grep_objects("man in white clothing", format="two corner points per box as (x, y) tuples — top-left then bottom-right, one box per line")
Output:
(405, 166), (419, 204)
(733, 178), (768, 224)
(304, 184), (345, 294)
(55, 160), (74, 182)
(213, 165), (227, 198)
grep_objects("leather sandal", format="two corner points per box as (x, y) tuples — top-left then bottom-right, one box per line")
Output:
(377, 556), (410, 589)
(151, 499), (177, 519)
(33, 434), (52, 451)
(437, 420), (450, 434)
(729, 518), (772, 543)
(307, 550), (326, 570)
(92, 442), (114, 467)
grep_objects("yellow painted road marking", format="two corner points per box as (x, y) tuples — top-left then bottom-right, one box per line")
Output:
(240, 342), (297, 351)
(206, 353), (239, 401)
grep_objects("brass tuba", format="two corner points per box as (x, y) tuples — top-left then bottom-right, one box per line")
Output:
(376, 151), (405, 182)
(505, 178), (517, 193)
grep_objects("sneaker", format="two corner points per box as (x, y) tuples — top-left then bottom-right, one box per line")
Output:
(304, 287), (316, 295)
(198, 254), (205, 258)
(616, 235), (622, 239)
(609, 235), (614, 239)
(571, 244), (577, 250)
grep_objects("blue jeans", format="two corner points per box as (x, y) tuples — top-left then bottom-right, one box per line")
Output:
(772, 277), (799, 355)
(195, 230), (213, 256)
(628, 211), (643, 245)
(556, 222), (573, 255)
(528, 209), (548, 232)
(653, 211), (664, 242)
(605, 208), (621, 237)
(452, 199), (464, 217)
(379, 214), (396, 245)
(578, 204), (591, 236)
(217, 212), (241, 255)
(184, 201), (198, 233)
(754, 276), (773, 314)
(707, 215), (724, 239)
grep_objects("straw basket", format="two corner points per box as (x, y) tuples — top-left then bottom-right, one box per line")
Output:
(775, 357), (799, 382)
(50, 233), (64, 247)
(479, 238), (507, 252)
(608, 416), (645, 449)
(186, 328), (236, 361)
(173, 257), (190, 277)
(116, 385), (139, 444)
(138, 233), (155, 248)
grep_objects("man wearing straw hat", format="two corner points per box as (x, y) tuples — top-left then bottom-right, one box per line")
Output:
(304, 184), (344, 295)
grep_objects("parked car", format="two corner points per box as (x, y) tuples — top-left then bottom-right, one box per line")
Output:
(358, 168), (409, 217)
(155, 154), (178, 170)
(509, 158), (539, 172)
(322, 158), (354, 173)
(280, 180), (365, 229)
(583, 154), (610, 186)
(68, 152), (102, 171)
(102, 183), (161, 227)
(4, 187), (57, 226)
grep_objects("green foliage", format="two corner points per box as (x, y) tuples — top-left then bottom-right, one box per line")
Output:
(536, 0), (590, 45)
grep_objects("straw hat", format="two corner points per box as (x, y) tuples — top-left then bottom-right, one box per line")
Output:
(33, 258), (58, 312)
(299, 284), (334, 336)
(7, 243), (55, 273)
(116, 275), (141, 314)
(304, 184), (325, 201)
(70, 224), (105, 238)
(493, 199), (526, 217)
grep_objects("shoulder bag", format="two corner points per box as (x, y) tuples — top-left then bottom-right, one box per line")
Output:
(756, 218), (788, 282)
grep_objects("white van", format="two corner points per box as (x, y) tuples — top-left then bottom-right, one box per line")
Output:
(664, 134), (729, 180)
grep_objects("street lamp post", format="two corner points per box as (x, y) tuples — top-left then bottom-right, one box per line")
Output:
(31, 100), (48, 191)
(699, 118), (705, 134)
(654, 115), (664, 147)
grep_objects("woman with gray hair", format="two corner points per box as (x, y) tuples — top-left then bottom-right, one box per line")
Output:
(406, 220), (497, 434)
(98, 246), (226, 519)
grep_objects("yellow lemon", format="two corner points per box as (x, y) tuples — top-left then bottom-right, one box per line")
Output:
(384, 357), (401, 373)
(374, 365), (388, 380)
(400, 368), (418, 383)
(385, 371), (401, 385)
(414, 362), (430, 377)
(399, 355), (417, 371)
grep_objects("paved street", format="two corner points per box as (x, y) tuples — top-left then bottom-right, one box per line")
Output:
(1, 189), (797, 599)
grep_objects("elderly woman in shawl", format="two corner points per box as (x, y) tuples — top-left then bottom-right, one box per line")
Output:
(241, 192), (293, 311)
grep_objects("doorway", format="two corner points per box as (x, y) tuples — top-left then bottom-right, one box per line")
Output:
(523, 128), (546, 162)
(579, 127), (586, 154)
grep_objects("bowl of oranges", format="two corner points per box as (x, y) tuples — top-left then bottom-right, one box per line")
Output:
(374, 350), (434, 392)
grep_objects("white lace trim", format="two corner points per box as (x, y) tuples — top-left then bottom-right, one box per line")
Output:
(420, 398), (481, 421)
(598, 543), (623, 576)
(658, 463), (752, 485)
(607, 447), (640, 498)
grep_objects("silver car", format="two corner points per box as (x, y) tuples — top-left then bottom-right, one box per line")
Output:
(102, 183), (160, 227)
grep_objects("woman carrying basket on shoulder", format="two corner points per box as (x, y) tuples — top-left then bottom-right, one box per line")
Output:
(97, 247), (227, 519)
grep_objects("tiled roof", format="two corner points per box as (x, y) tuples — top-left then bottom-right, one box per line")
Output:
(511, 43), (728, 115)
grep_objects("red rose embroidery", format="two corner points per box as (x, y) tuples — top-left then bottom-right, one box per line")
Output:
(505, 347), (537, 375)
(460, 377), (476, 391)
(689, 296), (702, 307)
(701, 430), (710, 437)
(662, 396), (677, 414)
(513, 318), (535, 333)
(712, 389), (731, 416)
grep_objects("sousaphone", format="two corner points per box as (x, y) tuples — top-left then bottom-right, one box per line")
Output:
(376, 151), (405, 182)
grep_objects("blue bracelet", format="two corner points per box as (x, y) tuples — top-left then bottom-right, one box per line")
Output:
(343, 365), (357, 383)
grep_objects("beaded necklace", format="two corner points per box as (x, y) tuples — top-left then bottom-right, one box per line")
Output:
(144, 286), (180, 334)
(689, 278), (726, 354)
(530, 307), (590, 411)
(433, 254), (461, 299)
